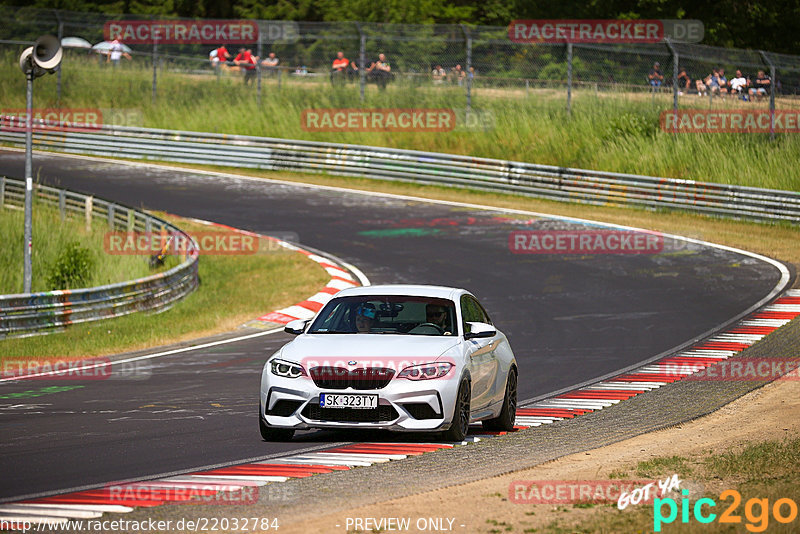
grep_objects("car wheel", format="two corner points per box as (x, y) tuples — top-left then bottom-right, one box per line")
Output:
(482, 368), (517, 431)
(442, 379), (471, 441)
(259, 407), (295, 441)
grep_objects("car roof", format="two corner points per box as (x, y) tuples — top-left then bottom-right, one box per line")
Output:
(335, 284), (467, 300)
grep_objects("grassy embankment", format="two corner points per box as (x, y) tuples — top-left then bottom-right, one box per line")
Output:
(0, 210), (329, 360)
(1, 50), (798, 191)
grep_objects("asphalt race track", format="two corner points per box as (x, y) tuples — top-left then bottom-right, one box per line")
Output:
(0, 150), (786, 501)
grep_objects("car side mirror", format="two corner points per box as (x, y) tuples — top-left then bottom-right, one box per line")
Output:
(284, 319), (309, 335)
(464, 321), (496, 340)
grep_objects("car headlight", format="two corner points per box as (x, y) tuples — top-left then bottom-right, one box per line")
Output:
(397, 362), (453, 380)
(270, 358), (306, 378)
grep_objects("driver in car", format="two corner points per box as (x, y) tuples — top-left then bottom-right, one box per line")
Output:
(425, 303), (452, 334)
(355, 303), (377, 333)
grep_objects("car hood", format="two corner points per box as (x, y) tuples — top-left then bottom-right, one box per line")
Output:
(281, 334), (460, 364)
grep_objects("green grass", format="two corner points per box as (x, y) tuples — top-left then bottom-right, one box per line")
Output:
(0, 199), (171, 294)
(635, 455), (696, 478)
(0, 214), (329, 359)
(2, 50), (799, 191)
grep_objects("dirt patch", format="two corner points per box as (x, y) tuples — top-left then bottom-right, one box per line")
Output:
(277, 377), (800, 533)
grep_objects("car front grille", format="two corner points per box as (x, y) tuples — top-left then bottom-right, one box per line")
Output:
(302, 403), (399, 422)
(309, 366), (395, 390)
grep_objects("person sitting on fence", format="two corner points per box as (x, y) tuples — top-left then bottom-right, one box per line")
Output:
(214, 44), (231, 69)
(450, 64), (466, 86)
(648, 62), (664, 89)
(431, 64), (446, 84)
(717, 68), (729, 97)
(261, 52), (279, 76)
(234, 48), (258, 85)
(677, 68), (692, 95)
(331, 51), (351, 85)
(748, 70), (771, 100)
(367, 53), (392, 90)
(729, 70), (749, 99)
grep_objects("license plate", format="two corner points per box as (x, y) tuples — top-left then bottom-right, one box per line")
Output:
(319, 393), (378, 409)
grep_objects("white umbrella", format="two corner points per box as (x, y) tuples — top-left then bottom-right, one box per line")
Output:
(61, 37), (92, 49)
(92, 41), (133, 54)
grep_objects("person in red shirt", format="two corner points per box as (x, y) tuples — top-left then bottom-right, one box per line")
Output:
(331, 51), (350, 86)
(234, 48), (258, 85)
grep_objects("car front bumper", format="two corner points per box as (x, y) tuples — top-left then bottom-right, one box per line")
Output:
(259, 372), (462, 432)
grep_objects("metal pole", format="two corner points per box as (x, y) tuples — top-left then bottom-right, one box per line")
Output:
(257, 33), (263, 104)
(566, 42), (572, 116)
(357, 23), (366, 102)
(56, 14), (63, 107)
(461, 25), (472, 120)
(152, 40), (158, 104)
(665, 39), (679, 136)
(23, 72), (34, 293)
(759, 51), (776, 141)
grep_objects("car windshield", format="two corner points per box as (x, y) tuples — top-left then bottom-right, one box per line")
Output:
(307, 295), (457, 336)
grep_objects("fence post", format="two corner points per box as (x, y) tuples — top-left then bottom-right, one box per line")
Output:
(257, 30), (263, 105)
(85, 196), (92, 232)
(566, 42), (573, 115)
(152, 40), (158, 104)
(357, 23), (366, 102)
(759, 51), (776, 141)
(56, 11), (63, 107)
(665, 39), (679, 136)
(0, 176), (4, 209)
(108, 203), (115, 229)
(461, 24), (472, 120)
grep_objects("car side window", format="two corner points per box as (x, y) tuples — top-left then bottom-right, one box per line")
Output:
(475, 299), (493, 325)
(460, 295), (482, 334)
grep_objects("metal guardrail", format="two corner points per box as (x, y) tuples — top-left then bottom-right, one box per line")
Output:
(0, 176), (199, 338)
(1, 122), (799, 223)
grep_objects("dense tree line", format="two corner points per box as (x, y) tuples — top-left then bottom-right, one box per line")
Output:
(10, 0), (800, 54)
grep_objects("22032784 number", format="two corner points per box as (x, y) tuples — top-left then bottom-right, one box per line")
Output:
(194, 517), (279, 531)
(654, 489), (798, 532)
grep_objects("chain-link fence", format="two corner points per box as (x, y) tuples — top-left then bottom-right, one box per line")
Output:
(2, 7), (800, 120)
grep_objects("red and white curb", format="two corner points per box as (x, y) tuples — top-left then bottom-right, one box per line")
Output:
(177, 216), (364, 327)
(3, 290), (797, 527)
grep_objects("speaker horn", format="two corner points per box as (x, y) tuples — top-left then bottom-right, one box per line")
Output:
(19, 35), (63, 77)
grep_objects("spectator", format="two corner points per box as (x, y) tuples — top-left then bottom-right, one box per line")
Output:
(717, 68), (729, 96)
(215, 44), (231, 66)
(450, 64), (466, 86)
(677, 68), (691, 94)
(107, 39), (131, 67)
(367, 53), (392, 90)
(729, 69), (749, 99)
(695, 76), (707, 97)
(749, 69), (771, 100)
(261, 52), (279, 76)
(648, 62), (664, 89)
(431, 64), (446, 84)
(234, 47), (258, 85)
(705, 68), (724, 97)
(331, 51), (350, 85)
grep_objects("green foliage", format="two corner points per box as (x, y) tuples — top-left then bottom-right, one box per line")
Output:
(603, 111), (658, 140)
(47, 241), (95, 290)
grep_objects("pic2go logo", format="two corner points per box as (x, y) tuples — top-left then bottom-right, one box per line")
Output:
(654, 489), (799, 532)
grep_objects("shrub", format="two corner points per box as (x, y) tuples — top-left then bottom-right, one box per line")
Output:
(47, 241), (95, 289)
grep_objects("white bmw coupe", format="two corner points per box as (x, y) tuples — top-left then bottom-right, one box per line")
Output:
(259, 285), (518, 441)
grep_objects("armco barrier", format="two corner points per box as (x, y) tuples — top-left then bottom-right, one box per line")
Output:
(0, 177), (199, 338)
(1, 121), (798, 223)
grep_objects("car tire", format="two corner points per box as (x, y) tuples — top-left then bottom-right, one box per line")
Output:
(482, 368), (517, 431)
(442, 379), (471, 441)
(259, 407), (295, 441)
